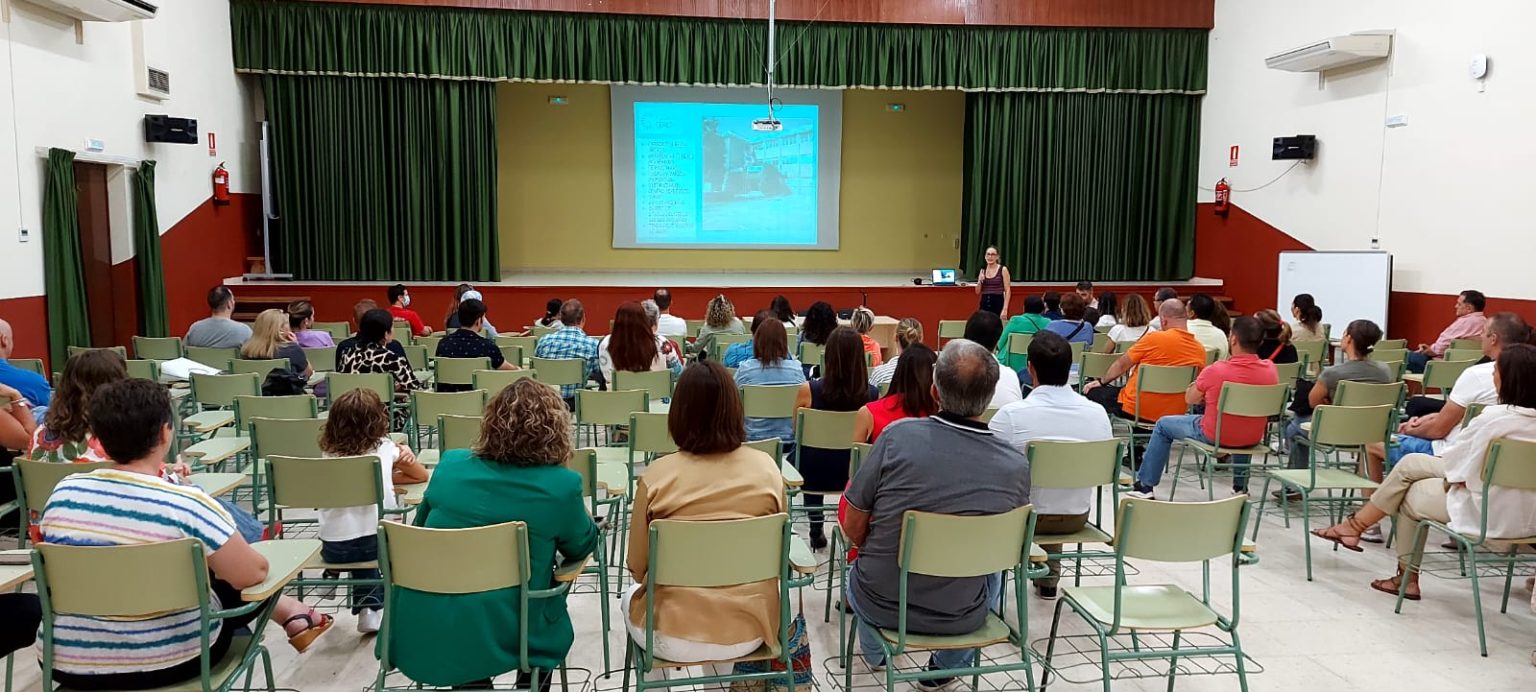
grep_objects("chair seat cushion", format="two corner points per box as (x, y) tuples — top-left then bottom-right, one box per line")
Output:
(1065, 584), (1219, 631)
(1035, 524), (1113, 546)
(1269, 468), (1379, 491)
(877, 612), (1012, 650)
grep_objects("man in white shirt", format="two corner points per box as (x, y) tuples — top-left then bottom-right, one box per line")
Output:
(963, 311), (1023, 408)
(1146, 287), (1179, 331)
(1185, 294), (1229, 360)
(652, 288), (687, 337)
(989, 331), (1113, 599)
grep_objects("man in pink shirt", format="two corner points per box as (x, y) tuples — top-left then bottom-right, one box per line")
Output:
(1127, 317), (1278, 499)
(1406, 290), (1486, 374)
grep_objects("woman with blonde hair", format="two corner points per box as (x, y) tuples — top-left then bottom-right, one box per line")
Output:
(694, 294), (745, 360)
(869, 318), (920, 386)
(1254, 309), (1299, 363)
(241, 308), (311, 377)
(849, 307), (884, 367)
(1103, 293), (1153, 352)
(387, 378), (598, 688)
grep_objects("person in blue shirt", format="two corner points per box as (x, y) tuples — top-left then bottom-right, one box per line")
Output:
(723, 310), (777, 369)
(733, 318), (806, 451)
(0, 319), (51, 411)
(534, 300), (602, 404)
(1026, 292), (1096, 389)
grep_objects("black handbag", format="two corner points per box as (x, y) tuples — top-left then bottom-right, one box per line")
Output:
(262, 368), (308, 396)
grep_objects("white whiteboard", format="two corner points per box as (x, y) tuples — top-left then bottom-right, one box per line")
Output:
(1276, 251), (1393, 334)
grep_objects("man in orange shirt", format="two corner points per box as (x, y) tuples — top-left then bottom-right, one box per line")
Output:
(1083, 298), (1207, 424)
(386, 283), (433, 338)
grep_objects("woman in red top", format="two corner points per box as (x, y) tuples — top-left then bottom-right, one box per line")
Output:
(853, 343), (939, 442)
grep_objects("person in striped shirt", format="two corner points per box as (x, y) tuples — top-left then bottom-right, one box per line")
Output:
(38, 379), (332, 689)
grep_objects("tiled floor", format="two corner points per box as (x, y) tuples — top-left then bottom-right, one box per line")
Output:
(6, 454), (1535, 692)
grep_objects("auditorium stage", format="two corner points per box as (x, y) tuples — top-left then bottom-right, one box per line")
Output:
(226, 273), (1226, 342)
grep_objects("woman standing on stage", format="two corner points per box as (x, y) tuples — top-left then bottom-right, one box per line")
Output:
(975, 245), (1012, 316)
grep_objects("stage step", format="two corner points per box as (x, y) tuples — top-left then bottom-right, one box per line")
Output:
(233, 295), (310, 323)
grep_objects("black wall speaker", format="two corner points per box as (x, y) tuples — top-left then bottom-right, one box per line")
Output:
(1272, 135), (1317, 160)
(144, 115), (198, 144)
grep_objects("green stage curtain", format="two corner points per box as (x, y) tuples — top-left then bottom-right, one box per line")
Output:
(961, 91), (1202, 282)
(42, 148), (90, 365)
(231, 0), (1207, 94)
(262, 75), (499, 282)
(132, 161), (170, 337)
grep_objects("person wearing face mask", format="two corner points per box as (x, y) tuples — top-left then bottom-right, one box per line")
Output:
(387, 283), (434, 338)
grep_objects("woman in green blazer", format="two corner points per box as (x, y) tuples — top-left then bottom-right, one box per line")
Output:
(385, 378), (598, 687)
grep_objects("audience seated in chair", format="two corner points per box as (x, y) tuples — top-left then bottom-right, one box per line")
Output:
(337, 299), (407, 363)
(0, 317), (51, 412)
(1290, 293), (1326, 343)
(1083, 298), (1207, 425)
(735, 317), (806, 449)
(1254, 309), (1299, 364)
(388, 378), (597, 688)
(340, 308), (428, 429)
(624, 361), (786, 666)
(988, 331), (1113, 600)
(387, 283), (434, 338)
(288, 299), (336, 349)
(1282, 320), (1393, 489)
(1408, 290), (1488, 374)
(963, 310), (1024, 407)
(36, 379), (331, 689)
(653, 288), (688, 337)
(721, 309), (771, 369)
(535, 297), (565, 330)
(997, 296), (1052, 371)
(1103, 294), (1153, 352)
(1127, 316), (1278, 499)
(796, 327), (879, 551)
(534, 299), (602, 402)
(444, 284), (499, 337)
(850, 308), (884, 367)
(694, 294), (746, 361)
(185, 286), (252, 349)
(241, 308), (313, 380)
(869, 318), (923, 387)
(798, 301), (839, 352)
(1185, 294), (1230, 359)
(600, 301), (683, 384)
(317, 388), (428, 635)
(840, 339), (1031, 682)
(855, 343), (938, 443)
(1041, 291), (1064, 321)
(1146, 287), (1180, 331)
(436, 298), (515, 393)
(1312, 343), (1536, 601)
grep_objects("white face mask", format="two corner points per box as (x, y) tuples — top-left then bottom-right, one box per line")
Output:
(402, 295), (412, 307)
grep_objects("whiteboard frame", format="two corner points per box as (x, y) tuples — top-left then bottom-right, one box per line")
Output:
(1276, 250), (1393, 334)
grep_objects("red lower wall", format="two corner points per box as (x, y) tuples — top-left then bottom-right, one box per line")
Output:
(0, 295), (49, 364)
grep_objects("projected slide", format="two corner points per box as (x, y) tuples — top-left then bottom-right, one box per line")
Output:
(612, 86), (843, 250)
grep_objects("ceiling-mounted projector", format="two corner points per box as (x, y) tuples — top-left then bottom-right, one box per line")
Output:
(751, 118), (783, 132)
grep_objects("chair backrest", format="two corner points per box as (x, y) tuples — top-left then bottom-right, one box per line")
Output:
(850, 441), (871, 479)
(743, 437), (782, 460)
(1450, 338), (1483, 350)
(498, 345), (523, 367)
(1444, 347), (1483, 363)
(304, 347), (337, 372)
(1422, 358), (1476, 392)
(6, 358), (44, 376)
(1114, 495), (1246, 562)
(438, 414), (483, 451)
(1092, 333), (1113, 353)
(628, 412), (678, 456)
(233, 394), (318, 435)
(531, 357), (586, 387)
(1271, 360), (1302, 383)
(796, 408), (857, 450)
(391, 322), (413, 344)
(434, 357), (491, 386)
(381, 521), (528, 594)
(1007, 332), (1032, 357)
(252, 417), (325, 459)
(576, 389), (649, 427)
(1204, 348), (1220, 365)
(124, 359), (161, 382)
(1369, 347), (1408, 363)
(615, 369), (673, 401)
(496, 335), (538, 360)
(16, 459), (111, 512)
(267, 455), (383, 509)
(231, 358), (289, 380)
(1027, 439), (1122, 490)
(797, 342), (824, 367)
(1134, 364), (1197, 396)
(401, 344), (429, 371)
(37, 539), (204, 616)
(651, 514), (788, 587)
(981, 406), (1000, 422)
(190, 372), (260, 407)
(1333, 380), (1405, 408)
(1079, 352), (1120, 382)
(566, 448), (599, 500)
(1483, 438), (1536, 491)
(1292, 340), (1326, 369)
(936, 320), (967, 342)
(1376, 338), (1409, 350)
(1309, 404), (1395, 447)
(711, 333), (752, 361)
(740, 384), (800, 419)
(682, 320), (706, 338)
(67, 345), (126, 360)
(899, 506), (1034, 578)
(326, 372), (394, 403)
(311, 321), (352, 340)
(184, 346), (238, 371)
(1114, 340), (1138, 353)
(472, 369), (535, 395)
(132, 336), (183, 360)
(416, 334), (444, 356)
(1214, 382), (1291, 419)
(413, 390), (487, 428)
(1461, 402), (1488, 428)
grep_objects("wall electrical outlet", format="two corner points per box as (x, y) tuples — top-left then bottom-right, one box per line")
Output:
(18, 227), (30, 242)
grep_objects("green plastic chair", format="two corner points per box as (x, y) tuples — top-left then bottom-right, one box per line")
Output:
(565, 448), (619, 672)
(400, 344), (429, 373)
(437, 414), (483, 453)
(1376, 338), (1409, 350)
(614, 369), (673, 402)
(822, 441), (876, 628)
(1027, 439), (1125, 582)
(1419, 358), (1476, 399)
(610, 412), (681, 573)
(1271, 360), (1302, 384)
(1114, 340), (1138, 353)
(311, 321), (352, 341)
(304, 347), (337, 373)
(12, 460), (111, 548)
(1041, 496), (1256, 692)
(937, 320), (967, 343)
(531, 325), (560, 339)
(391, 321), (413, 345)
(66, 345), (126, 360)
(132, 335), (183, 360)
(496, 335), (538, 364)
(472, 369), (535, 396)
(265, 453), (389, 564)
(326, 372), (394, 405)
(1395, 437), (1536, 657)
(377, 521), (583, 692)
(1171, 383), (1291, 499)
(125, 358), (162, 382)
(1293, 340), (1327, 379)
(681, 320), (706, 340)
(741, 384), (800, 421)
(792, 408), (856, 495)
(185, 346), (238, 371)
(410, 389), (487, 449)
(1460, 402), (1488, 428)
(1008, 332), (1033, 360)
(797, 342), (824, 368)
(1444, 347), (1482, 363)
(711, 333), (752, 361)
(234, 395), (319, 435)
(1252, 404), (1394, 580)
(531, 357), (587, 390)
(184, 373), (261, 439)
(625, 515), (794, 692)
(252, 417), (325, 461)
(5, 358), (43, 376)
(499, 345), (523, 368)
(1334, 380), (1405, 407)
(416, 334), (444, 356)
(1120, 364), (1198, 465)
(845, 506), (1045, 692)
(1370, 347), (1409, 363)
(744, 437), (782, 462)
(575, 389), (648, 447)
(433, 357), (489, 388)
(33, 539), (279, 692)
(231, 358), (290, 380)
(1078, 352), (1120, 392)
(1449, 338), (1483, 350)
(1091, 332), (1113, 354)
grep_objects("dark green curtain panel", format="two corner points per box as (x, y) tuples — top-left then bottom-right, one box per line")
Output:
(263, 75), (499, 282)
(42, 148), (90, 366)
(231, 0), (1207, 93)
(961, 92), (1202, 282)
(132, 161), (170, 337)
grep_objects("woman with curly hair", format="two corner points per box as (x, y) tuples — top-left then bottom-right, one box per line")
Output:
(27, 349), (125, 463)
(386, 378), (598, 688)
(693, 294), (745, 360)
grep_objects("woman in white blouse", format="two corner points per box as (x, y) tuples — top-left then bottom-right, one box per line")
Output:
(599, 301), (683, 385)
(1311, 343), (1536, 600)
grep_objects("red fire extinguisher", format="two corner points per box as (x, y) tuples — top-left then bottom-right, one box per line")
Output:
(212, 163), (230, 206)
(1213, 178), (1231, 217)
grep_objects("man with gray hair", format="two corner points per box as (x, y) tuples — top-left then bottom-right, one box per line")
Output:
(839, 339), (1032, 684)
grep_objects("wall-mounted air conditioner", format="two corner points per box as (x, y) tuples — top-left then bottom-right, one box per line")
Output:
(18, 0), (157, 22)
(1265, 33), (1392, 73)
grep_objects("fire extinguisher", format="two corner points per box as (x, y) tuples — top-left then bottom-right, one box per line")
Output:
(212, 163), (230, 206)
(1213, 178), (1231, 217)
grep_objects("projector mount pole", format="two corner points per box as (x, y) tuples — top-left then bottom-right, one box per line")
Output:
(752, 0), (783, 131)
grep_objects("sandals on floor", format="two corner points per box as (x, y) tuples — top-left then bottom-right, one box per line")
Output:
(284, 611), (335, 653)
(1370, 575), (1421, 601)
(1310, 513), (1368, 553)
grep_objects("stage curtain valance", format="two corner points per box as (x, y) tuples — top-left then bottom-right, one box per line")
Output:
(230, 1), (1207, 94)
(263, 75), (499, 282)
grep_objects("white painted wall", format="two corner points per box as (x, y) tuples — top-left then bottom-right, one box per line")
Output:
(0, 0), (255, 300)
(1201, 0), (1536, 299)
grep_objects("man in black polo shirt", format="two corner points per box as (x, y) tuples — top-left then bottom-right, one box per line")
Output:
(434, 299), (516, 392)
